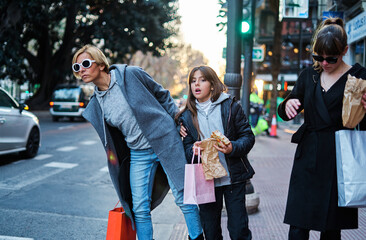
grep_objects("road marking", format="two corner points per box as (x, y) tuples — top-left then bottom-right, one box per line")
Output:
(0, 162), (78, 190)
(12, 160), (26, 165)
(58, 125), (74, 130)
(80, 140), (97, 145)
(284, 128), (296, 134)
(100, 166), (109, 172)
(44, 162), (78, 169)
(0, 236), (34, 240)
(33, 154), (52, 160)
(56, 146), (77, 152)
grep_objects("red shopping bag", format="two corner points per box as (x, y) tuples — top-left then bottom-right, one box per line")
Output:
(106, 202), (136, 240)
(183, 147), (216, 205)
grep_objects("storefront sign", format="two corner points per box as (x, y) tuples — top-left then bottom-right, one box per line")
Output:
(346, 11), (366, 44)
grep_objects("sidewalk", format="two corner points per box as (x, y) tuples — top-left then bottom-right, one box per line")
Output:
(152, 122), (366, 240)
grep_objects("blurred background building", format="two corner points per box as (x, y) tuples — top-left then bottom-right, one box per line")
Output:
(252, 0), (366, 111)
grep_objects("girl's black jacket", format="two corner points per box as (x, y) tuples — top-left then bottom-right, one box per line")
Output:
(179, 97), (255, 184)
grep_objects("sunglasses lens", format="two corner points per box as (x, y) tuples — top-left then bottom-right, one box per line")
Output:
(72, 64), (80, 72)
(312, 55), (323, 62)
(327, 58), (338, 64)
(312, 55), (338, 64)
(82, 60), (91, 68)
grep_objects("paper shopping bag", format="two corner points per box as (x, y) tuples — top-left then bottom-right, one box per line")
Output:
(335, 130), (366, 207)
(342, 75), (366, 128)
(183, 147), (216, 205)
(200, 138), (228, 180)
(106, 202), (136, 240)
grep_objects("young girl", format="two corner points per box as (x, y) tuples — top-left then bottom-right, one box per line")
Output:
(176, 66), (255, 240)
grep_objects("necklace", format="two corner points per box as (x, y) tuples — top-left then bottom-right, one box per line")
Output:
(321, 75), (330, 92)
(321, 62), (349, 92)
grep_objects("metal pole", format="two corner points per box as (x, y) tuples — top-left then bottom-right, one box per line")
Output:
(241, 37), (253, 117)
(241, 0), (256, 117)
(224, 0), (243, 100)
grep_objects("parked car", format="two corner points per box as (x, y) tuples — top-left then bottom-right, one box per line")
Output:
(0, 87), (40, 158)
(49, 84), (94, 121)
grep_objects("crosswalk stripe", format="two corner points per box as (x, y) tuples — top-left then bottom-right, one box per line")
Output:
(0, 236), (34, 240)
(80, 140), (97, 145)
(56, 146), (77, 152)
(44, 162), (78, 169)
(100, 166), (109, 172)
(33, 154), (52, 160)
(0, 162), (78, 190)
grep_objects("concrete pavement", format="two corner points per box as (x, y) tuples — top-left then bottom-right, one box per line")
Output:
(32, 111), (366, 239)
(152, 122), (366, 240)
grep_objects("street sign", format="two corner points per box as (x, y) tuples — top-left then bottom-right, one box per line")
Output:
(252, 47), (264, 62)
(223, 47), (264, 62)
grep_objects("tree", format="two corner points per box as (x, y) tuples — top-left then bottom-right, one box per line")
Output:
(0, 0), (179, 109)
(129, 41), (208, 97)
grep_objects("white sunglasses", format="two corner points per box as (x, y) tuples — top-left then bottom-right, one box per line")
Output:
(72, 59), (96, 72)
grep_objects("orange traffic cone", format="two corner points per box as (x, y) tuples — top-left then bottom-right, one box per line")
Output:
(270, 114), (278, 137)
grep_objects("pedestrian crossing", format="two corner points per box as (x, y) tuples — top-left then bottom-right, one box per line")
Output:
(0, 140), (108, 191)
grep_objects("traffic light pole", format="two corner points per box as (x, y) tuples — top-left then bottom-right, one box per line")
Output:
(224, 0), (243, 99)
(241, 37), (253, 117)
(224, 0), (259, 214)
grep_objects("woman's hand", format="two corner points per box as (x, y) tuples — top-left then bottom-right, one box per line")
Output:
(214, 141), (233, 154)
(193, 141), (202, 155)
(362, 92), (366, 110)
(285, 99), (301, 119)
(180, 124), (187, 137)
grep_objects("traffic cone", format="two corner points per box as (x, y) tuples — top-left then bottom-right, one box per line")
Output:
(270, 114), (278, 137)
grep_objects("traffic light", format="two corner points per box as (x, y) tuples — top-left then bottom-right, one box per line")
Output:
(242, 0), (254, 37)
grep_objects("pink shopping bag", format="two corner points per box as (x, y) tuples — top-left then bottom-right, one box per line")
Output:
(183, 147), (216, 205)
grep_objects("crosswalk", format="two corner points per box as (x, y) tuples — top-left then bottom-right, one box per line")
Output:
(0, 139), (110, 240)
(0, 140), (108, 191)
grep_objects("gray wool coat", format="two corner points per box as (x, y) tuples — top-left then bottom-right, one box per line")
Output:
(82, 64), (187, 225)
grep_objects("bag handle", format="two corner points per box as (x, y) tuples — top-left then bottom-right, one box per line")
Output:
(191, 146), (201, 164)
(114, 200), (120, 209)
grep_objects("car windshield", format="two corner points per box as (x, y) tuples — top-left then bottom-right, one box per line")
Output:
(53, 88), (80, 102)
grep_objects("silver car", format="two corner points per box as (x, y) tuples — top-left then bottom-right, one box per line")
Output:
(0, 87), (40, 158)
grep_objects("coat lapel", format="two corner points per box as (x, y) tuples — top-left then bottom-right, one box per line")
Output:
(312, 73), (333, 125)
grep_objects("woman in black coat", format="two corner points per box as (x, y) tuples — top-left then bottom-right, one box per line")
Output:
(278, 18), (366, 240)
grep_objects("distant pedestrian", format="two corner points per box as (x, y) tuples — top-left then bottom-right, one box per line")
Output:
(176, 66), (255, 240)
(72, 45), (203, 240)
(278, 18), (366, 240)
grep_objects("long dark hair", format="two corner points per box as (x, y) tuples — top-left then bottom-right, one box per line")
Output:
(175, 66), (226, 137)
(312, 17), (347, 72)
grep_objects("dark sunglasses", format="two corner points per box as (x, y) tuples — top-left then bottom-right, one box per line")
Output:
(312, 55), (338, 64)
(72, 59), (96, 72)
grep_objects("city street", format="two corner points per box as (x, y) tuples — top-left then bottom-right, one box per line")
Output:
(0, 112), (365, 239)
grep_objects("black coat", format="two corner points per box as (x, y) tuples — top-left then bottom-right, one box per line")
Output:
(179, 97), (255, 184)
(278, 63), (366, 231)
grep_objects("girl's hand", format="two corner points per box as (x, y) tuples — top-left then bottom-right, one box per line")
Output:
(285, 99), (301, 119)
(362, 92), (366, 110)
(180, 124), (187, 137)
(214, 142), (233, 154)
(193, 141), (202, 155)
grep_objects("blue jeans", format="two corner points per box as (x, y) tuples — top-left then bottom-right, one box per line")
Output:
(130, 148), (202, 240)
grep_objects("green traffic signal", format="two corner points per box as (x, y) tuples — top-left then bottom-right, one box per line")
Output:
(241, 21), (250, 33)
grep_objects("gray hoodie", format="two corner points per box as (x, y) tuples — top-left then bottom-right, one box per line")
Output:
(196, 92), (231, 186)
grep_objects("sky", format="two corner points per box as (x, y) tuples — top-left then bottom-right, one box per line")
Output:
(178, 0), (227, 73)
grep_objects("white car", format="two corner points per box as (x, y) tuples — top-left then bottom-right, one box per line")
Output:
(0, 87), (40, 158)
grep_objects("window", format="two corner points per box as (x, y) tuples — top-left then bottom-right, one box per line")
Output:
(0, 89), (18, 108)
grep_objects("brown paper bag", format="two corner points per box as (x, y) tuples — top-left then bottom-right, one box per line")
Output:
(342, 75), (366, 128)
(200, 138), (228, 180)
